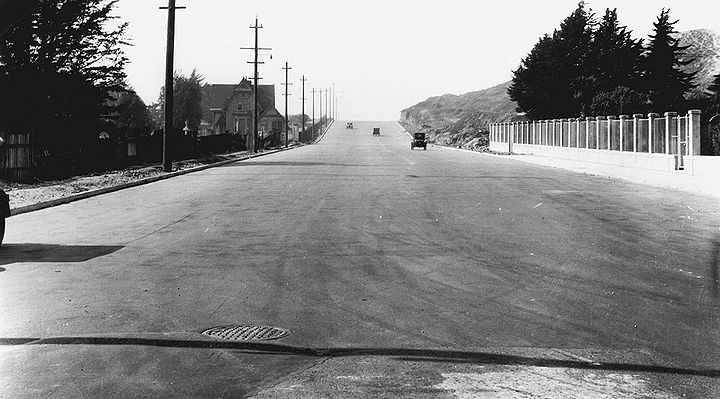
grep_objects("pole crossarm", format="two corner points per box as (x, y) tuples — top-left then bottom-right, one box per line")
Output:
(239, 17), (272, 153)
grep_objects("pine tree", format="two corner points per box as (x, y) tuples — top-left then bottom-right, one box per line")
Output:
(642, 9), (697, 112)
(154, 69), (205, 131)
(555, 1), (595, 116)
(590, 8), (645, 94)
(508, 2), (595, 119)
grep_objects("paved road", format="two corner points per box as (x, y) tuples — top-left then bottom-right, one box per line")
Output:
(1, 121), (719, 398)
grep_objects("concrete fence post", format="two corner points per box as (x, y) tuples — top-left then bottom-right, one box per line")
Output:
(619, 115), (628, 152)
(585, 117), (592, 149)
(531, 121), (535, 145)
(560, 119), (567, 147)
(607, 115), (616, 151)
(648, 113), (659, 153)
(632, 114), (642, 152)
(595, 116), (604, 150)
(525, 121), (529, 144)
(688, 109), (701, 156)
(575, 118), (580, 148)
(664, 112), (676, 155)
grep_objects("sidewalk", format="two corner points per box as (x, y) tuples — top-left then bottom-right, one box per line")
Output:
(432, 144), (720, 198)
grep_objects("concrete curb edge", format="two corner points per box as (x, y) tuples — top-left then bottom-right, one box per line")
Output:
(10, 145), (298, 217)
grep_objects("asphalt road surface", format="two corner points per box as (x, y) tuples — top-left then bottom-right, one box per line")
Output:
(1, 121), (719, 398)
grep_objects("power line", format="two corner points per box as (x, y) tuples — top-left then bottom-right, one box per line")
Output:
(240, 17), (271, 153)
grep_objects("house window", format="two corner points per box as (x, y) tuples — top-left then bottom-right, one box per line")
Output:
(234, 118), (240, 133)
(237, 102), (243, 111)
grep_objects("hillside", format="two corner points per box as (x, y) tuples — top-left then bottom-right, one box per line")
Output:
(400, 29), (720, 151)
(678, 28), (720, 95)
(399, 81), (519, 150)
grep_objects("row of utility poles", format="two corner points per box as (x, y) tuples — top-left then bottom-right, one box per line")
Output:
(160, 2), (337, 170)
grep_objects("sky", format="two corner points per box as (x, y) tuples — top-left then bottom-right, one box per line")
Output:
(114, 0), (720, 121)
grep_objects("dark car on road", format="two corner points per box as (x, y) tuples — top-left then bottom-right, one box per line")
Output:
(346, 122), (353, 129)
(410, 132), (426, 150)
(373, 127), (380, 136)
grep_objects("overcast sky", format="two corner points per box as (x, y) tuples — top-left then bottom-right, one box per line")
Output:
(115, 0), (719, 121)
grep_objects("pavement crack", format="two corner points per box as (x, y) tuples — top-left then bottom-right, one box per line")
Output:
(123, 210), (203, 245)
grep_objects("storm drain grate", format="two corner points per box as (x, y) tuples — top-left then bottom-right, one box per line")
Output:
(201, 325), (290, 341)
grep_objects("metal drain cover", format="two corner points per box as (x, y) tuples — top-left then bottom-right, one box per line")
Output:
(201, 325), (290, 341)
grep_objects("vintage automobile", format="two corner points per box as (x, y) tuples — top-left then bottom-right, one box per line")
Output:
(373, 127), (380, 136)
(346, 122), (353, 129)
(410, 132), (427, 150)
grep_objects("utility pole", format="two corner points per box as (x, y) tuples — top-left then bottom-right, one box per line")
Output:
(325, 88), (328, 126)
(300, 75), (307, 142)
(241, 18), (271, 153)
(331, 83), (334, 121)
(281, 61), (292, 148)
(311, 88), (316, 141)
(160, 0), (185, 172)
(319, 88), (323, 134)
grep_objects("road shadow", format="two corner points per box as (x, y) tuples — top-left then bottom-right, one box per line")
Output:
(0, 336), (717, 378)
(0, 244), (123, 266)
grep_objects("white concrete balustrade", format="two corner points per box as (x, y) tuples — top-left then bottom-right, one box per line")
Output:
(489, 110), (719, 176)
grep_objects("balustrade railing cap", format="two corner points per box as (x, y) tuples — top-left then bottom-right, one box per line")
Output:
(619, 115), (629, 119)
(647, 112), (660, 117)
(596, 116), (606, 120)
(632, 113), (644, 118)
(560, 118), (568, 121)
(585, 116), (594, 121)
(606, 115), (617, 119)
(688, 109), (702, 115)
(664, 111), (678, 116)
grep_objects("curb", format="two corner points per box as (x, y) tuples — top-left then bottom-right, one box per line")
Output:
(313, 120), (334, 144)
(9, 145), (298, 217)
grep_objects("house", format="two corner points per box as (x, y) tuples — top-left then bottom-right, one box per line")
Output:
(199, 78), (285, 149)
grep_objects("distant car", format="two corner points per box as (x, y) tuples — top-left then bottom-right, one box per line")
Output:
(373, 127), (380, 136)
(410, 132), (427, 150)
(346, 122), (353, 129)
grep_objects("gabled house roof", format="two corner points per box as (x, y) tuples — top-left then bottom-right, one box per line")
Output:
(259, 105), (283, 119)
(200, 79), (277, 124)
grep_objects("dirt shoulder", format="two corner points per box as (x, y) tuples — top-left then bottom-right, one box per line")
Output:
(0, 150), (263, 211)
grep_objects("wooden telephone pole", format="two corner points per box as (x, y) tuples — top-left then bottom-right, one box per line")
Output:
(300, 75), (307, 142)
(241, 18), (271, 153)
(311, 88), (316, 141)
(160, 0), (185, 172)
(282, 62), (292, 148)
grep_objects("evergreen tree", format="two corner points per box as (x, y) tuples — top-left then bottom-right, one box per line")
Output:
(0, 0), (128, 145)
(708, 72), (720, 97)
(508, 34), (558, 119)
(555, 2), (595, 116)
(509, 2), (594, 119)
(154, 69), (205, 131)
(108, 89), (153, 137)
(590, 8), (645, 94)
(642, 9), (697, 112)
